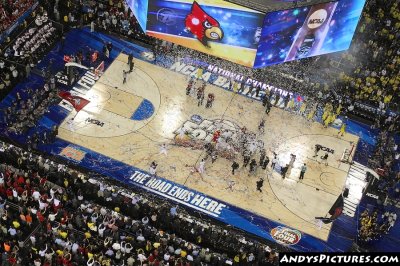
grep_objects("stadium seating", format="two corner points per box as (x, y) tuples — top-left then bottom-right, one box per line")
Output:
(0, 0), (34, 34)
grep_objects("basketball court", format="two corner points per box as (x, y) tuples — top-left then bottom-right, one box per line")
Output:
(57, 53), (359, 241)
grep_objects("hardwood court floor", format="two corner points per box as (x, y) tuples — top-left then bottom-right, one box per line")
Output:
(58, 54), (359, 240)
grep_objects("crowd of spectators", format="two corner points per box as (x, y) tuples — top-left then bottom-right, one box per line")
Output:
(0, 1), (62, 134)
(0, 60), (17, 99)
(56, 0), (154, 45)
(359, 209), (380, 242)
(4, 13), (57, 64)
(369, 124), (399, 174)
(0, 3), (60, 99)
(0, 141), (281, 265)
(93, 0), (153, 45)
(367, 122), (400, 205)
(1, 78), (59, 136)
(356, 112), (399, 244)
(358, 208), (397, 242)
(380, 210), (398, 234)
(333, 0), (400, 113)
(0, 0), (35, 34)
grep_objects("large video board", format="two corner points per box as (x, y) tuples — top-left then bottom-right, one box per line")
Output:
(146, 0), (265, 67)
(253, 0), (366, 68)
(126, 0), (149, 32)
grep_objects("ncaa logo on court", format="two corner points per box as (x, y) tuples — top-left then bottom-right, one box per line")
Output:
(307, 9), (328, 29)
(270, 226), (302, 245)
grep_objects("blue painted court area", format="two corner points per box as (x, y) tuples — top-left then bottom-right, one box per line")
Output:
(131, 99), (155, 120)
(0, 28), (398, 252)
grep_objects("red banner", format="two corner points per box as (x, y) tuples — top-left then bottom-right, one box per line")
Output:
(59, 91), (90, 112)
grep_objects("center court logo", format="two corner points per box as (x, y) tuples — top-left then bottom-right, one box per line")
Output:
(271, 226), (302, 245)
(174, 117), (241, 144)
(307, 9), (328, 29)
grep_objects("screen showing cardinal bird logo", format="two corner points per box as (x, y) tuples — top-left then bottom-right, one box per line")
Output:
(146, 0), (265, 67)
(185, 1), (223, 47)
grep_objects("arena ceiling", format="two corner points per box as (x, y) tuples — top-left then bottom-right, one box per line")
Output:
(224, 0), (335, 13)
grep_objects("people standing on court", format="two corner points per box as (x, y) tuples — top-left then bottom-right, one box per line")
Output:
(281, 164), (289, 179)
(122, 70), (127, 84)
(249, 159), (257, 175)
(289, 153), (296, 168)
(128, 54), (134, 73)
(313, 144), (321, 157)
(128, 53), (133, 65)
(258, 119), (265, 134)
(271, 155), (277, 170)
(205, 93), (215, 108)
(259, 149), (266, 166)
(198, 159), (205, 174)
(273, 93), (280, 106)
(256, 178), (264, 192)
(262, 155), (269, 170)
(338, 122), (346, 137)
(231, 161), (239, 174)
(299, 163), (307, 180)
(159, 144), (168, 155)
(149, 161), (158, 176)
(243, 149), (251, 167)
(321, 152), (329, 166)
(265, 101), (272, 115)
(186, 78), (194, 95)
(196, 68), (203, 79)
(197, 85), (205, 106)
(262, 94), (269, 107)
(211, 150), (218, 164)
(204, 142), (213, 159)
